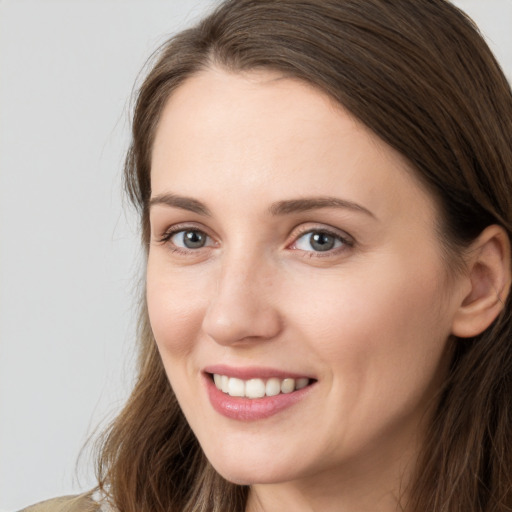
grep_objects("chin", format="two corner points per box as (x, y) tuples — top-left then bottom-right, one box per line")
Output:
(212, 464), (290, 486)
(204, 447), (308, 486)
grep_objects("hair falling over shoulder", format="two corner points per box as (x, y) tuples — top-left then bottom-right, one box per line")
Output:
(94, 1), (512, 510)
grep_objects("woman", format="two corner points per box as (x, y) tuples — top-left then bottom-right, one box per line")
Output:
(23, 0), (512, 511)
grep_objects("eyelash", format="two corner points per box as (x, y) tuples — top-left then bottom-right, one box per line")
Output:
(290, 226), (354, 257)
(156, 224), (354, 257)
(157, 224), (215, 255)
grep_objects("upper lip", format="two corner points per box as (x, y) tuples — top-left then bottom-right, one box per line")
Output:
(203, 364), (315, 380)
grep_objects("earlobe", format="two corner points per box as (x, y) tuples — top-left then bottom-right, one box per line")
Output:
(451, 225), (511, 338)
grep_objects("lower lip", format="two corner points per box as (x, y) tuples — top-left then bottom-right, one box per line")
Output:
(205, 374), (315, 421)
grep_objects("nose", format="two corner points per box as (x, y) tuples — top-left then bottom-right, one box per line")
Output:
(201, 253), (282, 346)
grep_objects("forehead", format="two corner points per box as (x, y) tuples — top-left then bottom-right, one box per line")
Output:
(150, 67), (437, 225)
(153, 67), (359, 159)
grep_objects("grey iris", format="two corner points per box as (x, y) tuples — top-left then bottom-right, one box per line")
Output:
(310, 232), (335, 251)
(184, 230), (206, 248)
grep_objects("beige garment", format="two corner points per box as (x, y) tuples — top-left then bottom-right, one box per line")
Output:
(18, 493), (102, 512)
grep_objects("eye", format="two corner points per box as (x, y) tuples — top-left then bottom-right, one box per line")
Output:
(165, 228), (214, 250)
(292, 230), (349, 253)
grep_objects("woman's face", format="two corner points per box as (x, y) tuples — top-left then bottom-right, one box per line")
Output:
(147, 68), (466, 488)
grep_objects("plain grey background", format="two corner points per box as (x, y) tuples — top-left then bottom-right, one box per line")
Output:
(0, 1), (511, 510)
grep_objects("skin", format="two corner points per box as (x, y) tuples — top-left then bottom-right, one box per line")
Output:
(147, 67), (471, 511)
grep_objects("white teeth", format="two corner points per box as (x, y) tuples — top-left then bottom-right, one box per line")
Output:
(265, 378), (281, 397)
(212, 374), (311, 398)
(246, 378), (266, 398)
(296, 377), (309, 390)
(221, 375), (229, 393)
(281, 378), (295, 394)
(228, 377), (245, 397)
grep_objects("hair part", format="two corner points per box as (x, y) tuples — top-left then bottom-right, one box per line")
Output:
(97, 1), (512, 510)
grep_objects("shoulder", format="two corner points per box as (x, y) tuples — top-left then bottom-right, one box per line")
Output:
(19, 493), (104, 512)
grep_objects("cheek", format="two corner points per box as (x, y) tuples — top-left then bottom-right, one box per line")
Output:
(291, 255), (448, 345)
(146, 259), (208, 360)
(146, 258), (220, 439)
(287, 253), (452, 413)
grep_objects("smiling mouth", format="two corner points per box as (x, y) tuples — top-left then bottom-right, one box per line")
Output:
(210, 373), (314, 399)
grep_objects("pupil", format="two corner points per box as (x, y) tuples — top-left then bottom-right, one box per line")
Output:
(310, 232), (334, 251)
(184, 230), (205, 248)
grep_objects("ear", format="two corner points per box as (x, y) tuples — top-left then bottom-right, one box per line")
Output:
(451, 225), (511, 338)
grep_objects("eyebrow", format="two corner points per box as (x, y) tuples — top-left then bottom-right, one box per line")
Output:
(149, 193), (374, 218)
(149, 193), (211, 216)
(269, 197), (375, 217)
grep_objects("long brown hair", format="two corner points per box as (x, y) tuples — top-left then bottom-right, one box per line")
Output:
(95, 1), (512, 510)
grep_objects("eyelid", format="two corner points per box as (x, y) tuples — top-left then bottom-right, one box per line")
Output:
(156, 222), (216, 248)
(153, 221), (354, 255)
(287, 224), (355, 253)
